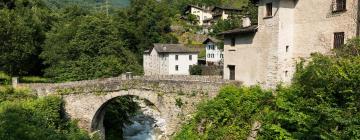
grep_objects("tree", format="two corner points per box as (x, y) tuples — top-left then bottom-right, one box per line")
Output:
(41, 12), (142, 81)
(0, 0), (51, 76)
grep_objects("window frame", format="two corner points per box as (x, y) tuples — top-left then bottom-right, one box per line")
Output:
(231, 37), (236, 46)
(332, 0), (346, 13)
(334, 32), (345, 49)
(189, 55), (192, 60)
(175, 65), (179, 71)
(175, 55), (179, 60)
(265, 3), (273, 17)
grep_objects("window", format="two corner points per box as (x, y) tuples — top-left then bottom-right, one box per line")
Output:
(285, 70), (289, 77)
(228, 65), (235, 80)
(334, 32), (345, 48)
(207, 54), (210, 58)
(286, 46), (289, 52)
(333, 0), (346, 12)
(266, 3), (272, 17)
(189, 55), (192, 60)
(231, 37), (236, 46)
(175, 65), (179, 71)
(220, 54), (224, 58)
(175, 55), (179, 60)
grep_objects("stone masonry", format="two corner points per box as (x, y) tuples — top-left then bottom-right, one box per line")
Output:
(18, 75), (241, 139)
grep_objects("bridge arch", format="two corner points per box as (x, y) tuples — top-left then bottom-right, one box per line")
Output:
(60, 89), (166, 138)
(90, 92), (162, 138)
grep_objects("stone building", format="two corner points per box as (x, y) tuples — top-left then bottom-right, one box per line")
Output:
(203, 37), (224, 65)
(221, 0), (359, 88)
(143, 44), (199, 75)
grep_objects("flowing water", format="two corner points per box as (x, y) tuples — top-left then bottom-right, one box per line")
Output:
(122, 99), (166, 140)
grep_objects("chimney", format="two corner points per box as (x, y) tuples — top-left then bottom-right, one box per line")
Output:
(163, 45), (167, 51)
(242, 16), (251, 27)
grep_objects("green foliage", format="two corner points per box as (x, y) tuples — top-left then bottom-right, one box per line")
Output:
(175, 86), (274, 139)
(175, 98), (184, 108)
(190, 65), (202, 75)
(210, 18), (242, 36)
(0, 71), (11, 85)
(177, 40), (360, 139)
(41, 12), (142, 81)
(0, 86), (36, 102)
(103, 96), (140, 140)
(198, 49), (206, 58)
(19, 76), (53, 83)
(260, 54), (360, 139)
(335, 37), (360, 57)
(0, 0), (51, 76)
(0, 87), (91, 140)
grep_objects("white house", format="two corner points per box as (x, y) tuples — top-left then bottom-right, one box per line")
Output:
(221, 0), (358, 88)
(184, 5), (213, 26)
(184, 5), (243, 26)
(203, 37), (224, 65)
(143, 44), (199, 75)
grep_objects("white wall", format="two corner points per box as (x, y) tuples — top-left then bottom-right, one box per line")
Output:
(205, 42), (223, 63)
(191, 7), (213, 25)
(224, 0), (359, 88)
(168, 53), (198, 75)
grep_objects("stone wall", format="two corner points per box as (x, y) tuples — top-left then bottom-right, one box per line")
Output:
(18, 75), (241, 139)
(224, 0), (359, 88)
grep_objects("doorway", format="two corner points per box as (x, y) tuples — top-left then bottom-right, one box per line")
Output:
(228, 65), (235, 80)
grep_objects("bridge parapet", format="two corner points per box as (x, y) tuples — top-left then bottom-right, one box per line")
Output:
(18, 75), (240, 97)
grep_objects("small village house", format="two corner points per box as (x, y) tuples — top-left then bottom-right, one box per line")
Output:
(221, 0), (358, 88)
(143, 44), (199, 75)
(203, 37), (224, 65)
(184, 5), (213, 26)
(184, 5), (242, 26)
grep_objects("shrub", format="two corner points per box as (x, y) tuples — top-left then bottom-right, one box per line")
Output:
(0, 71), (10, 85)
(190, 65), (202, 75)
(175, 86), (274, 140)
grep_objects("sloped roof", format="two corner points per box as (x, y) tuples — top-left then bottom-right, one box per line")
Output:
(153, 44), (200, 53)
(203, 37), (221, 44)
(212, 6), (242, 11)
(219, 25), (258, 35)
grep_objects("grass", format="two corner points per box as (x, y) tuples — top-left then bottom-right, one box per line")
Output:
(19, 76), (53, 83)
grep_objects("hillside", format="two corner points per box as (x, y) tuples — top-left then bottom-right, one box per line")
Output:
(44, 0), (130, 9)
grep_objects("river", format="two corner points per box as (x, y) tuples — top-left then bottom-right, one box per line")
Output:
(122, 99), (166, 140)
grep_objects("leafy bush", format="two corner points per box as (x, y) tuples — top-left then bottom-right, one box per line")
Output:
(335, 37), (360, 57)
(260, 54), (360, 139)
(190, 65), (202, 75)
(177, 51), (360, 139)
(0, 71), (11, 85)
(175, 86), (274, 139)
(0, 87), (91, 140)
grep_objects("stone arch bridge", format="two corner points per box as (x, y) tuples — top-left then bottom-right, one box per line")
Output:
(17, 75), (240, 138)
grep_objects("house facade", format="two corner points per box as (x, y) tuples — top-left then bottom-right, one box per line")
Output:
(184, 5), (213, 26)
(222, 0), (359, 88)
(143, 44), (199, 75)
(203, 37), (224, 65)
(184, 5), (242, 26)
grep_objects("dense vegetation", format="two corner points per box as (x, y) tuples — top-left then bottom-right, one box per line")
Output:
(0, 0), (257, 139)
(0, 86), (91, 140)
(0, 0), (255, 81)
(175, 40), (360, 139)
(103, 96), (140, 140)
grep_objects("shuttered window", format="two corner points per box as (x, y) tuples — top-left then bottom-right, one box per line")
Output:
(334, 32), (345, 48)
(332, 0), (346, 12)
